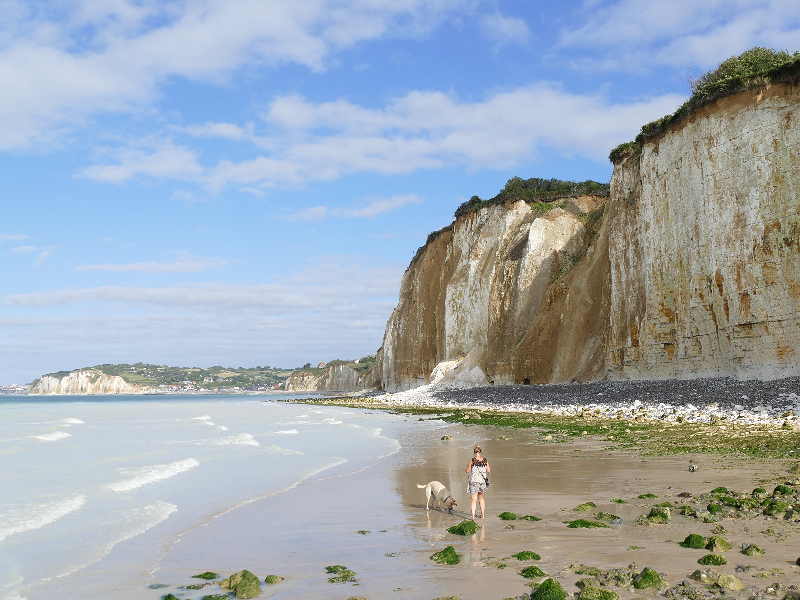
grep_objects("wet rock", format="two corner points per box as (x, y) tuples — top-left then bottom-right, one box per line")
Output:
(531, 578), (566, 600)
(327, 569), (356, 583)
(161, 595), (180, 600)
(633, 567), (663, 589)
(690, 569), (719, 584)
(611, 518), (623, 524)
(705, 536), (732, 552)
(219, 570), (262, 599)
(499, 511), (518, 520)
(264, 575), (283, 584)
(520, 566), (547, 578)
(575, 578), (601, 590)
(575, 502), (597, 512)
(741, 544), (765, 556)
(697, 554), (726, 566)
(511, 551), (541, 561)
(595, 512), (619, 521)
(191, 572), (219, 580)
(680, 534), (707, 549)
(430, 546), (460, 565)
(715, 575), (744, 591)
(441, 435), (453, 441)
(572, 565), (603, 577)
(578, 587), (618, 600)
(447, 520), (478, 535)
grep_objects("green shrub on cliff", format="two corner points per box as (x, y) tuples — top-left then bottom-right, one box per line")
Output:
(609, 47), (800, 163)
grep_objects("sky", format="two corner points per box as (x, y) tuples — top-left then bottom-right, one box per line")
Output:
(2, 0), (800, 384)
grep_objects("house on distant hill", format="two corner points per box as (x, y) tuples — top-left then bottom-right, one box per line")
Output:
(317, 361), (327, 368)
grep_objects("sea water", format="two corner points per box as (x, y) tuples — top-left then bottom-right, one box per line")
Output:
(0, 395), (402, 600)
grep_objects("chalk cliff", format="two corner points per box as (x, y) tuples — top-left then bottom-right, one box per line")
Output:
(30, 370), (152, 395)
(285, 362), (380, 392)
(376, 80), (800, 390)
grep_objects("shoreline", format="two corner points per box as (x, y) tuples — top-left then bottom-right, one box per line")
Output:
(143, 404), (798, 599)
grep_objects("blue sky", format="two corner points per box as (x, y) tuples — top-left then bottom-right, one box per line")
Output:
(2, 0), (799, 384)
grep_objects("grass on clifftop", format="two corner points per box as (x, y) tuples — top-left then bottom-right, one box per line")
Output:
(610, 47), (800, 163)
(281, 397), (800, 459)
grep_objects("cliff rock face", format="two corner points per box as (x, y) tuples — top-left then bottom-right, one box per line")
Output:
(30, 370), (151, 395)
(378, 82), (800, 389)
(607, 82), (800, 380)
(285, 363), (379, 392)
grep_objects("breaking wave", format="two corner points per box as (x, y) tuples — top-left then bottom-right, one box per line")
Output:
(109, 458), (200, 492)
(0, 494), (87, 542)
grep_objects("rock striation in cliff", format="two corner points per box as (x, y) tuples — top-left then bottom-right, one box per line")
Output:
(30, 370), (152, 395)
(376, 73), (800, 390)
(285, 362), (380, 392)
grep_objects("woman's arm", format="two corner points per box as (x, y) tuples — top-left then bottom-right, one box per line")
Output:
(485, 460), (490, 473)
(465, 459), (473, 473)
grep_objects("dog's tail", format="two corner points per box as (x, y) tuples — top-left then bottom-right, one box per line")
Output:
(416, 483), (426, 489)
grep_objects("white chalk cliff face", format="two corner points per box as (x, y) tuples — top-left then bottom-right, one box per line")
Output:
(376, 82), (800, 390)
(30, 370), (151, 395)
(284, 363), (379, 392)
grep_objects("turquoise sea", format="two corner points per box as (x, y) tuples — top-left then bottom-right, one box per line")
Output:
(0, 395), (405, 600)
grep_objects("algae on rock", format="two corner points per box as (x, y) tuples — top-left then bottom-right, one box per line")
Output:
(705, 536), (731, 552)
(578, 588), (619, 600)
(448, 520), (478, 535)
(566, 519), (609, 528)
(512, 551), (541, 561)
(264, 575), (283, 584)
(520, 566), (548, 579)
(219, 570), (262, 599)
(498, 511), (518, 520)
(574, 502), (597, 511)
(632, 567), (662, 589)
(531, 578), (566, 600)
(680, 534), (707, 549)
(742, 544), (765, 556)
(697, 554), (726, 566)
(430, 546), (460, 565)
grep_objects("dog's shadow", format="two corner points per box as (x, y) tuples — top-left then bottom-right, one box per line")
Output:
(408, 503), (469, 520)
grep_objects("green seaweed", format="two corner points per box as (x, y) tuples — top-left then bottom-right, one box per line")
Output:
(264, 575), (283, 584)
(447, 520), (478, 535)
(328, 569), (356, 583)
(566, 519), (609, 529)
(773, 484), (793, 496)
(574, 502), (597, 512)
(574, 566), (602, 576)
(710, 487), (729, 495)
(512, 551), (541, 561)
(705, 536), (732, 552)
(200, 595), (230, 600)
(520, 565), (548, 578)
(595, 512), (619, 521)
(678, 505), (696, 516)
(531, 578), (566, 600)
(498, 511), (518, 520)
(763, 500), (790, 515)
(707, 503), (723, 514)
(632, 567), (662, 589)
(697, 554), (727, 566)
(578, 588), (618, 600)
(430, 546), (460, 565)
(742, 544), (765, 556)
(192, 572), (220, 580)
(161, 595), (180, 600)
(679, 534), (707, 549)
(611, 499), (626, 504)
(637, 493), (657, 499)
(520, 515), (542, 521)
(325, 565), (348, 573)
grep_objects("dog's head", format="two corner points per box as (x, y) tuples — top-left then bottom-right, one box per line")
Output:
(445, 497), (457, 510)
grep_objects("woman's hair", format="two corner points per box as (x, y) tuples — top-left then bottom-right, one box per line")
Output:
(473, 445), (482, 454)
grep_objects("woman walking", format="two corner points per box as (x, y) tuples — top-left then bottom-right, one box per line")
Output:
(465, 445), (490, 520)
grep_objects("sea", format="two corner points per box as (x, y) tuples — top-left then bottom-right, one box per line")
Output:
(0, 394), (405, 600)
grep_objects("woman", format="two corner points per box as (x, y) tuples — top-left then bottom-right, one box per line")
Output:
(465, 445), (490, 520)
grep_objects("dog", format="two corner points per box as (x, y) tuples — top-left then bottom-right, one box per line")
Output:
(417, 481), (457, 513)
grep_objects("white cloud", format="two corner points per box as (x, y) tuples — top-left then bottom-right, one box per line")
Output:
(12, 245), (38, 253)
(0, 0), (468, 150)
(75, 252), (231, 274)
(287, 194), (423, 221)
(83, 86), (684, 189)
(36, 250), (52, 267)
(0, 233), (29, 241)
(79, 138), (202, 182)
(559, 0), (800, 71)
(480, 13), (531, 51)
(238, 186), (265, 198)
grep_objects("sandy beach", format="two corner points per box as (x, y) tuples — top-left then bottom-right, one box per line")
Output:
(135, 401), (800, 600)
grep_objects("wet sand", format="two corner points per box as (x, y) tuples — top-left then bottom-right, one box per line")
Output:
(149, 412), (799, 600)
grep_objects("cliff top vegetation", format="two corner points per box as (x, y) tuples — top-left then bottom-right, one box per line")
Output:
(610, 47), (800, 163)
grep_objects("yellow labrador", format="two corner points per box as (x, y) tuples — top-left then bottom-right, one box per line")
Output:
(417, 481), (457, 513)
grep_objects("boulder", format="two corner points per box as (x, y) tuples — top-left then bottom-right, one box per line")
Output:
(742, 544), (764, 556)
(716, 574), (745, 591)
(264, 575), (283, 584)
(219, 570), (262, 599)
(578, 587), (618, 600)
(632, 567), (662, 589)
(705, 536), (732, 552)
(531, 578), (566, 600)
(690, 569), (719, 584)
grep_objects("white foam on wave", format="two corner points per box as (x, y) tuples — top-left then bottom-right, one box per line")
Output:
(265, 445), (304, 455)
(30, 431), (71, 442)
(191, 415), (211, 420)
(200, 434), (259, 446)
(275, 429), (298, 434)
(322, 418), (343, 425)
(109, 458), (200, 492)
(0, 494), (86, 542)
(61, 418), (84, 424)
(217, 425), (228, 430)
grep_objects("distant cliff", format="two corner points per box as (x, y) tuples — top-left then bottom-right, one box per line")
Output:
(285, 362), (381, 392)
(375, 76), (800, 390)
(30, 370), (152, 395)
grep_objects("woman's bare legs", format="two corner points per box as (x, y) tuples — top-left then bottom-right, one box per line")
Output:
(478, 492), (485, 518)
(470, 493), (478, 519)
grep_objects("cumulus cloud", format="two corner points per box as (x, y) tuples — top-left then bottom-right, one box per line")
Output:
(0, 0), (467, 150)
(79, 138), (202, 182)
(286, 194), (423, 221)
(83, 87), (684, 189)
(480, 13), (531, 51)
(559, 0), (800, 70)
(75, 252), (231, 274)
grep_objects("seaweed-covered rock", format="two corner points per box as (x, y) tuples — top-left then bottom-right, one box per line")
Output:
(448, 520), (478, 535)
(690, 569), (719, 584)
(741, 544), (764, 556)
(705, 536), (731, 552)
(161, 595), (180, 600)
(520, 515), (542, 521)
(430, 546), (460, 565)
(219, 570), (262, 599)
(706, 503), (723, 514)
(520, 566), (547, 579)
(773, 484), (793, 496)
(325, 565), (348, 573)
(566, 519), (609, 529)
(346, 597), (369, 600)
(264, 575), (283, 584)
(647, 506), (670, 523)
(575, 578), (600, 590)
(680, 534), (707, 549)
(697, 554), (726, 566)
(711, 487), (729, 495)
(200, 595), (230, 600)
(578, 588), (618, 600)
(531, 578), (566, 600)
(192, 572), (219, 580)
(441, 435), (453, 441)
(573, 565), (603, 577)
(763, 500), (790, 516)
(678, 505), (696, 516)
(638, 493), (657, 499)
(595, 512), (619, 521)
(574, 502), (597, 511)
(716, 574), (744, 591)
(498, 512), (518, 520)
(512, 551), (541, 561)
(328, 569), (356, 583)
(632, 567), (662, 589)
